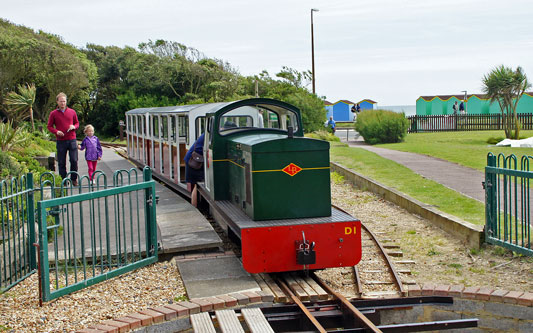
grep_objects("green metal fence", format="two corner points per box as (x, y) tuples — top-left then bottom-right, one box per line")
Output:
(0, 174), (36, 291)
(36, 167), (158, 302)
(485, 153), (533, 256)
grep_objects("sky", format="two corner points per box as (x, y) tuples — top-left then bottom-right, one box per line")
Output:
(2, 0), (533, 105)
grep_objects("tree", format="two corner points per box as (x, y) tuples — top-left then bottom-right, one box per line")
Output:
(3, 83), (36, 130)
(482, 65), (531, 139)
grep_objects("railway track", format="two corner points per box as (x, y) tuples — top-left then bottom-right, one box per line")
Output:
(190, 272), (478, 332)
(354, 222), (406, 298)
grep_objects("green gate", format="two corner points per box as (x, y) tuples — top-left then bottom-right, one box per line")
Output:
(0, 174), (36, 292)
(36, 167), (158, 302)
(485, 153), (533, 256)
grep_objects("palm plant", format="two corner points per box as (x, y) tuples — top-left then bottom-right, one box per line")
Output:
(482, 65), (531, 139)
(3, 83), (36, 131)
(0, 120), (29, 152)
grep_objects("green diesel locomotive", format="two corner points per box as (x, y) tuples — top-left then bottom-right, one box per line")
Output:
(126, 98), (361, 273)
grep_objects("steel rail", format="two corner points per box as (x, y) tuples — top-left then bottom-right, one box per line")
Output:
(332, 204), (406, 297)
(311, 271), (383, 333)
(360, 222), (406, 296)
(277, 278), (327, 333)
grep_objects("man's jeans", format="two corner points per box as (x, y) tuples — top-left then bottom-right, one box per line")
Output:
(56, 139), (78, 181)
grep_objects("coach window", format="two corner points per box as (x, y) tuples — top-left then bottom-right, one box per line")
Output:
(161, 116), (168, 141)
(195, 116), (206, 139)
(170, 116), (177, 142)
(178, 115), (188, 143)
(152, 115), (159, 140)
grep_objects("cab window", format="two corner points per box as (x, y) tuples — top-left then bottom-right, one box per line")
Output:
(218, 104), (299, 135)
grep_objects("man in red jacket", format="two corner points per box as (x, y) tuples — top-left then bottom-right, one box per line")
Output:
(47, 92), (80, 185)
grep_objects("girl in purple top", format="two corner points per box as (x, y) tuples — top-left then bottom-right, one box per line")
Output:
(78, 124), (103, 183)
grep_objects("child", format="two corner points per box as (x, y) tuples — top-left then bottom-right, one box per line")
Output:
(78, 125), (102, 184)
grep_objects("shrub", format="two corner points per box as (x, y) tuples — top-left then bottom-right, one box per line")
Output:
(0, 151), (23, 179)
(306, 130), (340, 142)
(354, 109), (409, 144)
(487, 136), (505, 145)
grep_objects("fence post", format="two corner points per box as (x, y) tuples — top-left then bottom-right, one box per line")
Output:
(143, 167), (157, 258)
(485, 154), (497, 242)
(26, 173), (36, 270)
(36, 201), (50, 301)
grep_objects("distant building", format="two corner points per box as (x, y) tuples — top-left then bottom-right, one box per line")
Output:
(324, 100), (334, 120)
(332, 100), (355, 121)
(416, 93), (533, 115)
(324, 99), (377, 121)
(356, 99), (377, 111)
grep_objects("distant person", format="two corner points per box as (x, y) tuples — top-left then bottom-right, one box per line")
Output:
(452, 101), (458, 115)
(184, 133), (205, 207)
(47, 92), (79, 186)
(356, 103), (361, 113)
(459, 101), (466, 114)
(351, 105), (356, 113)
(327, 116), (336, 134)
(78, 124), (102, 185)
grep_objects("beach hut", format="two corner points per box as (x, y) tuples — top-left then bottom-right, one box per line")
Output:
(332, 100), (355, 121)
(356, 99), (377, 111)
(416, 93), (533, 115)
(324, 100), (334, 120)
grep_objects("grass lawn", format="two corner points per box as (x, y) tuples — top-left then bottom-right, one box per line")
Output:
(99, 135), (127, 145)
(375, 130), (533, 171)
(330, 142), (485, 225)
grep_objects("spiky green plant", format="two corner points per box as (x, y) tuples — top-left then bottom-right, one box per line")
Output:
(3, 83), (36, 131)
(0, 121), (29, 152)
(482, 65), (531, 139)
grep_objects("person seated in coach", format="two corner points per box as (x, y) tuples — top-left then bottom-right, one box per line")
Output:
(184, 133), (205, 207)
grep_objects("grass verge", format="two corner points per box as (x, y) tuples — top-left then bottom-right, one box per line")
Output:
(375, 130), (533, 171)
(330, 143), (485, 225)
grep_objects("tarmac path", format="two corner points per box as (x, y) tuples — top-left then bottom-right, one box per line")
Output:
(335, 129), (485, 202)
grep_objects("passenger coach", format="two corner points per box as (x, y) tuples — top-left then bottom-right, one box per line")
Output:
(126, 98), (362, 273)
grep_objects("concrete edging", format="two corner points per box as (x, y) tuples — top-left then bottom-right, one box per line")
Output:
(330, 162), (484, 249)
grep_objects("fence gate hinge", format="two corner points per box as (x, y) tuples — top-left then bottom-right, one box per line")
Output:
(47, 207), (66, 216)
(482, 180), (492, 189)
(146, 195), (159, 207)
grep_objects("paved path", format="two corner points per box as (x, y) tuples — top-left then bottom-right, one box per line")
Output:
(48, 146), (222, 261)
(335, 129), (485, 202)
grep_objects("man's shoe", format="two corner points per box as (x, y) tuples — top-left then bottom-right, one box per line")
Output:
(72, 179), (78, 186)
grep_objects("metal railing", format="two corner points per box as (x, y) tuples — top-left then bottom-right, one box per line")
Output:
(408, 113), (533, 133)
(0, 174), (36, 291)
(485, 153), (532, 256)
(36, 167), (158, 302)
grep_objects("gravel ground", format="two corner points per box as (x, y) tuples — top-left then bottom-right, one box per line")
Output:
(326, 179), (533, 294)
(1, 178), (531, 332)
(0, 260), (185, 332)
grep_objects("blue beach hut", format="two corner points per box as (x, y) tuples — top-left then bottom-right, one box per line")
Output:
(357, 99), (377, 111)
(324, 100), (334, 119)
(332, 100), (355, 121)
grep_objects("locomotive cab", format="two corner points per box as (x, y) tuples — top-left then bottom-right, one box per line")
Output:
(204, 99), (331, 221)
